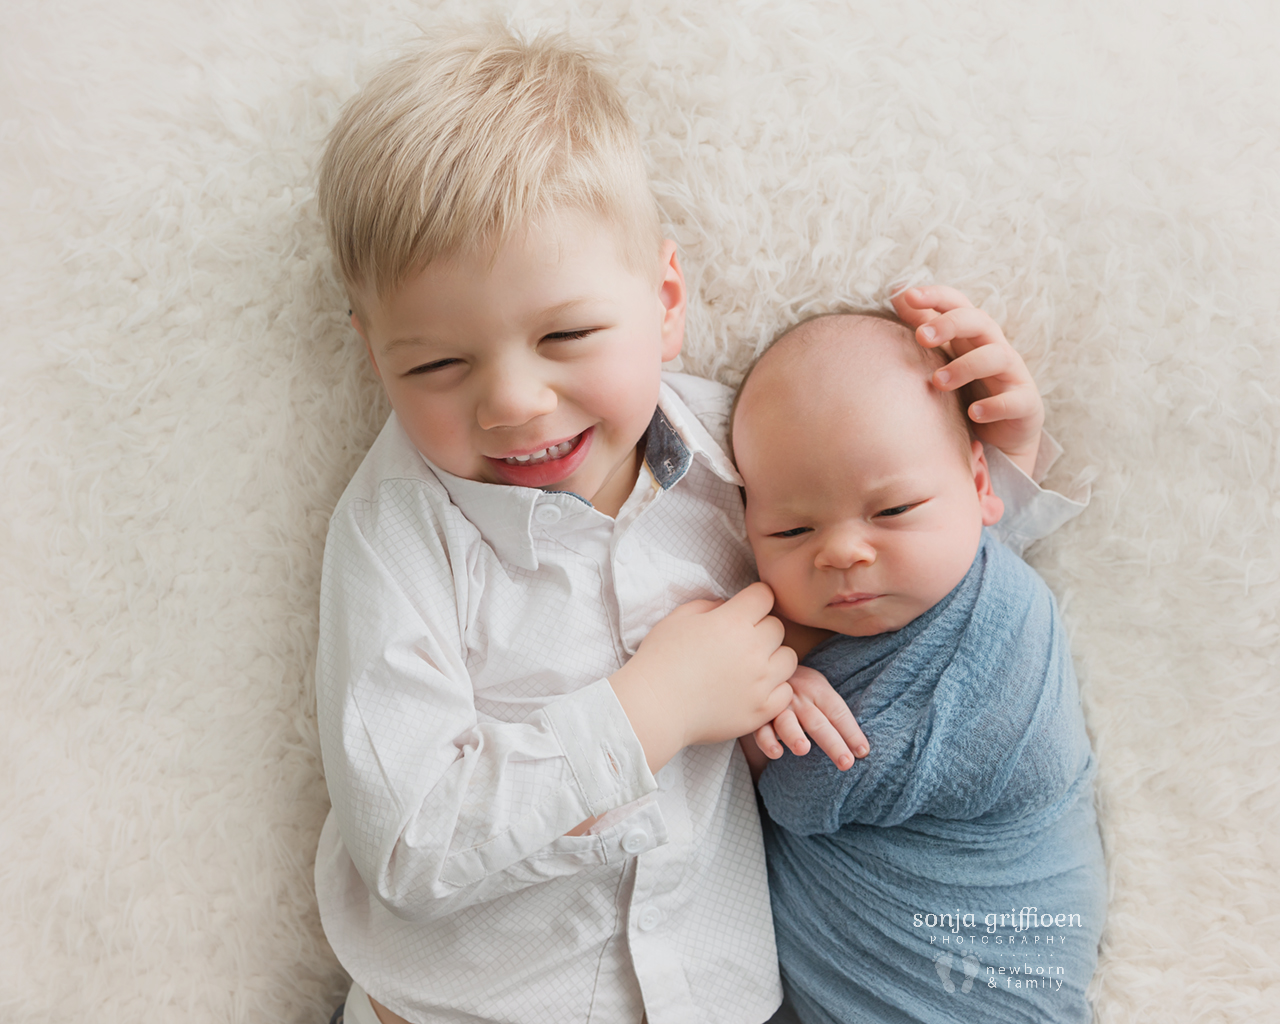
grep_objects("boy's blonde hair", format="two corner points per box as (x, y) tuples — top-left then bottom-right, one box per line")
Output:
(318, 26), (662, 308)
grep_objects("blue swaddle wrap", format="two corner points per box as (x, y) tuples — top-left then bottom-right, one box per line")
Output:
(759, 530), (1106, 1024)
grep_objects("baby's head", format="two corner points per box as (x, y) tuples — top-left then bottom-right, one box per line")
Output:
(318, 28), (685, 515)
(732, 313), (1004, 637)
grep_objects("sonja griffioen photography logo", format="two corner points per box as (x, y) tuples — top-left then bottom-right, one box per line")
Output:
(913, 907), (1085, 994)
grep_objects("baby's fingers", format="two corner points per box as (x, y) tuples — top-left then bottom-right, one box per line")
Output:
(768, 708), (811, 758)
(754, 721), (786, 760)
(791, 694), (866, 771)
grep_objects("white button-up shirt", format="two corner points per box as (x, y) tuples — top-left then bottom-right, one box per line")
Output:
(314, 372), (1084, 1024)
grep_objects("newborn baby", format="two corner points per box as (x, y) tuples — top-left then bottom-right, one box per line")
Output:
(733, 313), (1106, 1024)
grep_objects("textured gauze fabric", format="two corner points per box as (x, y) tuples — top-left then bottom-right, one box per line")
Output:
(759, 529), (1106, 1024)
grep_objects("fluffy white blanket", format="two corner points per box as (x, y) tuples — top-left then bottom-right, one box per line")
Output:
(3, 1), (1277, 1021)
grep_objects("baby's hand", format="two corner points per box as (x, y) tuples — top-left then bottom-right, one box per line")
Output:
(752, 665), (868, 771)
(892, 285), (1045, 477)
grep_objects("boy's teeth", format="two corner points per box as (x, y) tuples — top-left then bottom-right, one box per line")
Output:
(504, 437), (576, 466)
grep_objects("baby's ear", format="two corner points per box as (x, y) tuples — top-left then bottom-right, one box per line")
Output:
(969, 441), (1004, 526)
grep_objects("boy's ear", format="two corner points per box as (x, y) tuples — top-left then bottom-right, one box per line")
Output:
(970, 440), (1004, 526)
(657, 240), (686, 362)
(351, 310), (382, 380)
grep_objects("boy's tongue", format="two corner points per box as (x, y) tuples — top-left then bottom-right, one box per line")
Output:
(487, 428), (593, 488)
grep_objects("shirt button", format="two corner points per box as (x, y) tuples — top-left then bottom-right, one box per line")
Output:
(656, 765), (676, 791)
(637, 906), (662, 932)
(621, 828), (649, 854)
(534, 504), (562, 525)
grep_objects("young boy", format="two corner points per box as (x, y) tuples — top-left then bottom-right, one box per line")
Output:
(312, 27), (1080, 1024)
(733, 313), (1106, 1024)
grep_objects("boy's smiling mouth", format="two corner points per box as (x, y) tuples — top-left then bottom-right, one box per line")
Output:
(486, 428), (594, 488)
(501, 435), (580, 466)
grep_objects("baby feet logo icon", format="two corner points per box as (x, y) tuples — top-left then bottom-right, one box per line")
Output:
(933, 952), (982, 994)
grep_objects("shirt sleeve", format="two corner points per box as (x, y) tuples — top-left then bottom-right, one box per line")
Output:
(316, 482), (661, 923)
(986, 431), (1089, 557)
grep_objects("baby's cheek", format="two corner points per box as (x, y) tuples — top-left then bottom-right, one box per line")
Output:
(758, 557), (811, 618)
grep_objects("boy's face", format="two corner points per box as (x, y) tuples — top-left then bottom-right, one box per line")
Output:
(734, 319), (1003, 637)
(353, 210), (685, 518)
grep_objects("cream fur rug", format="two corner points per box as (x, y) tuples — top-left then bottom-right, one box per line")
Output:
(3, 1), (1278, 1021)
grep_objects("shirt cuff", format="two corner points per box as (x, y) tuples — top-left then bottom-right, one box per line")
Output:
(986, 430), (1090, 558)
(587, 797), (669, 860)
(1031, 430), (1064, 484)
(544, 677), (658, 817)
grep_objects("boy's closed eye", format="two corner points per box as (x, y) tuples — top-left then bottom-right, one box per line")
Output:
(542, 327), (600, 341)
(402, 327), (600, 375)
(406, 358), (463, 376)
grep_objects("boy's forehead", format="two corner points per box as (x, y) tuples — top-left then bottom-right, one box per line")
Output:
(358, 207), (659, 312)
(356, 207), (660, 330)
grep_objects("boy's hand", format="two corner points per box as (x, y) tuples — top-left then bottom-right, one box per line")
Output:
(751, 665), (868, 772)
(892, 286), (1045, 477)
(609, 583), (798, 773)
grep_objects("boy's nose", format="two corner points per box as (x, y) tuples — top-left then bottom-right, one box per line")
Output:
(475, 364), (558, 429)
(815, 528), (876, 570)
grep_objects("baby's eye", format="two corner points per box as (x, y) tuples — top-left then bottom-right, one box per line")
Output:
(769, 527), (811, 538)
(876, 504), (915, 518)
(405, 358), (462, 376)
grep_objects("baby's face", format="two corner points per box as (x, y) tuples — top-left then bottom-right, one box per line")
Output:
(352, 209), (684, 518)
(734, 317), (1003, 637)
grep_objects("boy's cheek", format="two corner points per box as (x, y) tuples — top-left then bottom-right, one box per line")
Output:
(398, 410), (478, 475)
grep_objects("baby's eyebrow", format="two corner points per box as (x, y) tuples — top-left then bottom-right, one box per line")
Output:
(857, 473), (920, 496)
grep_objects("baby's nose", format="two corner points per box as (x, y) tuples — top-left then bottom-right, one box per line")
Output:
(816, 529), (876, 569)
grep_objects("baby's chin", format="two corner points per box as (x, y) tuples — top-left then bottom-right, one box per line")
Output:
(829, 613), (915, 638)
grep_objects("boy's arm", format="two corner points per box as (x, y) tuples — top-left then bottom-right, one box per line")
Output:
(893, 285), (1088, 553)
(982, 435), (1088, 556)
(318, 495), (795, 923)
(893, 285), (1044, 475)
(318, 505), (654, 923)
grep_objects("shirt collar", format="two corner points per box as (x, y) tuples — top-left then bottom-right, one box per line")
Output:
(651, 381), (742, 488)
(421, 381), (741, 570)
